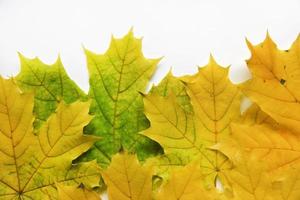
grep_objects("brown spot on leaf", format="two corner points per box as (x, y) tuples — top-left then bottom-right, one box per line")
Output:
(280, 79), (286, 85)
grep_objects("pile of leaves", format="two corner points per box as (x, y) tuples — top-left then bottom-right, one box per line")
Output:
(1, 30), (300, 200)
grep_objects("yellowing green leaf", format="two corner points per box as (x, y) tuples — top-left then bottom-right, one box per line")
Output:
(156, 162), (220, 200)
(144, 153), (191, 182)
(240, 34), (300, 132)
(183, 56), (242, 185)
(144, 72), (194, 182)
(57, 183), (101, 200)
(82, 30), (162, 167)
(0, 77), (100, 199)
(142, 92), (198, 161)
(101, 152), (152, 200)
(143, 56), (241, 187)
(16, 54), (86, 128)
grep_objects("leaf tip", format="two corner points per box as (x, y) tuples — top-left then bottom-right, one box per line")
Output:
(245, 37), (254, 50)
(17, 51), (27, 63)
(264, 30), (276, 46)
(128, 26), (134, 34)
(208, 53), (217, 65)
(167, 67), (174, 76)
(55, 54), (63, 66)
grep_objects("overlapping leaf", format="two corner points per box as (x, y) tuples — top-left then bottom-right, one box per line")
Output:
(183, 56), (242, 186)
(240, 34), (300, 132)
(221, 151), (274, 200)
(16, 54), (86, 128)
(142, 57), (242, 187)
(215, 35), (300, 200)
(102, 152), (152, 200)
(230, 123), (300, 172)
(156, 162), (220, 200)
(150, 71), (193, 113)
(57, 183), (101, 200)
(82, 30), (163, 167)
(144, 72), (194, 181)
(271, 168), (300, 200)
(215, 134), (300, 200)
(0, 77), (100, 199)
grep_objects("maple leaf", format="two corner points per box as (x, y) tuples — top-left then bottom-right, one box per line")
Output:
(271, 168), (300, 200)
(145, 72), (194, 182)
(223, 152), (274, 200)
(215, 112), (300, 200)
(240, 34), (300, 132)
(156, 161), (221, 200)
(81, 30), (163, 167)
(210, 34), (300, 199)
(142, 56), (242, 187)
(223, 122), (300, 173)
(16, 54), (86, 129)
(56, 183), (101, 200)
(216, 137), (300, 200)
(101, 152), (152, 200)
(144, 153), (191, 183)
(0, 77), (100, 199)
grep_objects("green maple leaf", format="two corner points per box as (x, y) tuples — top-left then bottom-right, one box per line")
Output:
(16, 54), (86, 128)
(80, 30), (163, 167)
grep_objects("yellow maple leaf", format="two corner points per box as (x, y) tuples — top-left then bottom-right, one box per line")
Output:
(225, 122), (300, 173)
(142, 56), (242, 187)
(101, 152), (153, 200)
(213, 103), (300, 200)
(215, 115), (300, 200)
(57, 183), (101, 200)
(156, 162), (221, 200)
(225, 153), (274, 200)
(271, 168), (300, 200)
(0, 77), (100, 199)
(240, 34), (300, 132)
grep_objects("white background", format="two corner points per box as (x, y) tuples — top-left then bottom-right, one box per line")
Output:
(0, 0), (300, 199)
(1, 0), (300, 90)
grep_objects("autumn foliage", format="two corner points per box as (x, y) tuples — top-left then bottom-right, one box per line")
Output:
(0, 30), (299, 199)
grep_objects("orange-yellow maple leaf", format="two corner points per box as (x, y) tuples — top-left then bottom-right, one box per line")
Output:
(240, 34), (300, 132)
(101, 152), (153, 200)
(156, 162), (221, 200)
